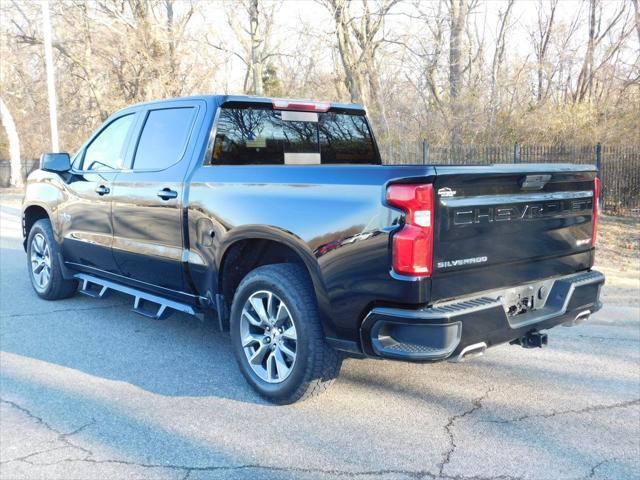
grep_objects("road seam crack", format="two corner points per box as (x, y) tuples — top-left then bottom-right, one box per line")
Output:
(488, 398), (640, 425)
(0, 303), (129, 319)
(0, 398), (95, 464)
(435, 387), (494, 478)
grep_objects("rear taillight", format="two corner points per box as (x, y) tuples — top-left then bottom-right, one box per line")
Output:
(592, 176), (600, 247)
(386, 184), (434, 276)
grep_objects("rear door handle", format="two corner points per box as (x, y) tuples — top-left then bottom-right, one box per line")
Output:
(157, 188), (178, 200)
(95, 185), (110, 195)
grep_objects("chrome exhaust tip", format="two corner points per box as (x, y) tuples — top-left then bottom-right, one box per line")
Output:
(562, 309), (591, 327)
(449, 342), (487, 363)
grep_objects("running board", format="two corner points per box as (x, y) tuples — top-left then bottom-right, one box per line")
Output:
(75, 273), (198, 320)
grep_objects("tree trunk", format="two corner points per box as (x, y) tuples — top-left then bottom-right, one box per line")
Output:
(490, 0), (514, 119)
(249, 0), (263, 95)
(165, 0), (178, 95)
(365, 50), (389, 135)
(585, 0), (597, 101)
(0, 97), (23, 188)
(633, 0), (640, 46)
(575, 0), (597, 103)
(333, 1), (364, 103)
(535, 1), (557, 103)
(449, 0), (467, 149)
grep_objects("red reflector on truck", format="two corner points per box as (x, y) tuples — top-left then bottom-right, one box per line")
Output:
(386, 184), (434, 276)
(592, 176), (600, 247)
(272, 99), (330, 112)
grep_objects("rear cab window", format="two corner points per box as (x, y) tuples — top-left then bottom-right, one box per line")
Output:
(210, 104), (380, 165)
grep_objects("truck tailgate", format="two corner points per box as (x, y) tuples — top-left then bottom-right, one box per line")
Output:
(431, 165), (597, 302)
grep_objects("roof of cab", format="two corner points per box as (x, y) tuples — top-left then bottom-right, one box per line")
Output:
(115, 94), (365, 116)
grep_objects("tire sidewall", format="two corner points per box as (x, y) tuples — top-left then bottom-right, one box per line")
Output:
(27, 221), (55, 297)
(230, 269), (315, 401)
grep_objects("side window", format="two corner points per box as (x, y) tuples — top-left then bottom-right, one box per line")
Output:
(132, 107), (196, 171)
(82, 114), (135, 171)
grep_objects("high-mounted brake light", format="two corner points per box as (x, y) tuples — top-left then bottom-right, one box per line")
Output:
(272, 99), (331, 112)
(386, 184), (434, 276)
(592, 176), (600, 247)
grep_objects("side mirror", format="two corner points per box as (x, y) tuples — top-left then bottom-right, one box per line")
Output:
(40, 152), (71, 173)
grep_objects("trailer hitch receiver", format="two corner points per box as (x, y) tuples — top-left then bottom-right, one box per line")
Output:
(510, 330), (548, 349)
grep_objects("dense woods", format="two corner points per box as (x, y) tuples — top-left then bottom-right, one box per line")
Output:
(1, 0), (638, 174)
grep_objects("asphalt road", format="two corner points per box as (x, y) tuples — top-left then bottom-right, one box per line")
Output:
(1, 198), (639, 480)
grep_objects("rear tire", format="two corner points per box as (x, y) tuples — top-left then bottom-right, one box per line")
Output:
(230, 263), (342, 404)
(26, 219), (78, 300)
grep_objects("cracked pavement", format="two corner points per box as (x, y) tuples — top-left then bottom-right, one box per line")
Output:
(1, 199), (639, 480)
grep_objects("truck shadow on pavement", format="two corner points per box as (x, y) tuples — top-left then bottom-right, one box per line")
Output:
(0, 372), (310, 478)
(2, 300), (261, 403)
(2, 243), (640, 478)
(1, 239), (638, 406)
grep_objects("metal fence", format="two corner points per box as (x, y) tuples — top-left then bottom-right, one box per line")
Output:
(0, 159), (39, 188)
(379, 142), (640, 216)
(2, 145), (639, 215)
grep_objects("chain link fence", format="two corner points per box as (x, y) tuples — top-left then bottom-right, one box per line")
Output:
(379, 142), (640, 216)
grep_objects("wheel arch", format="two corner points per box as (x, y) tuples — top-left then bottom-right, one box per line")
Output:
(22, 204), (51, 251)
(217, 227), (334, 334)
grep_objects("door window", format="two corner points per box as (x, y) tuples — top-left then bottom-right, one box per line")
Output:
(132, 107), (196, 171)
(82, 114), (135, 171)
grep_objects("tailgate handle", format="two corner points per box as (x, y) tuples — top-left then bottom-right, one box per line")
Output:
(520, 174), (551, 190)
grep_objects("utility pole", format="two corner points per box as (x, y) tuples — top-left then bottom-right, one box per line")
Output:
(41, 0), (59, 152)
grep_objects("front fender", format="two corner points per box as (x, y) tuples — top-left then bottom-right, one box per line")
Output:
(22, 171), (65, 246)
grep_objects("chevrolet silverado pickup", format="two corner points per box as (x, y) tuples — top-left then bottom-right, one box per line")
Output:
(22, 95), (604, 403)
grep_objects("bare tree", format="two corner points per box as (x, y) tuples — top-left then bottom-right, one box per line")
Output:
(632, 0), (640, 45)
(448, 0), (469, 148)
(574, 0), (630, 103)
(209, 0), (280, 95)
(531, 0), (558, 103)
(1, 0), (639, 165)
(486, 0), (514, 128)
(0, 97), (23, 187)
(490, 1), (514, 95)
(392, 0), (450, 141)
(248, 0), (263, 95)
(318, 0), (399, 134)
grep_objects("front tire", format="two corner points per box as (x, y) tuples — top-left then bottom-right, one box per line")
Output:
(230, 263), (342, 404)
(26, 219), (78, 300)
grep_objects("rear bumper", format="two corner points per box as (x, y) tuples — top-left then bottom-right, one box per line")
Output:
(360, 270), (605, 362)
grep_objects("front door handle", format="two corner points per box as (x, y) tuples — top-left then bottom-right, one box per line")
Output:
(157, 188), (178, 200)
(95, 185), (110, 195)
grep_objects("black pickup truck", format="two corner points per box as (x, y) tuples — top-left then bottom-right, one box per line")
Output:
(23, 95), (604, 403)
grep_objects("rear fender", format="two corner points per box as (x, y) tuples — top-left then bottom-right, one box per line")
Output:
(216, 226), (335, 335)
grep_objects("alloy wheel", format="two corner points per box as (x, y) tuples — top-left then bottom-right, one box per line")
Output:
(240, 290), (297, 383)
(30, 233), (52, 290)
